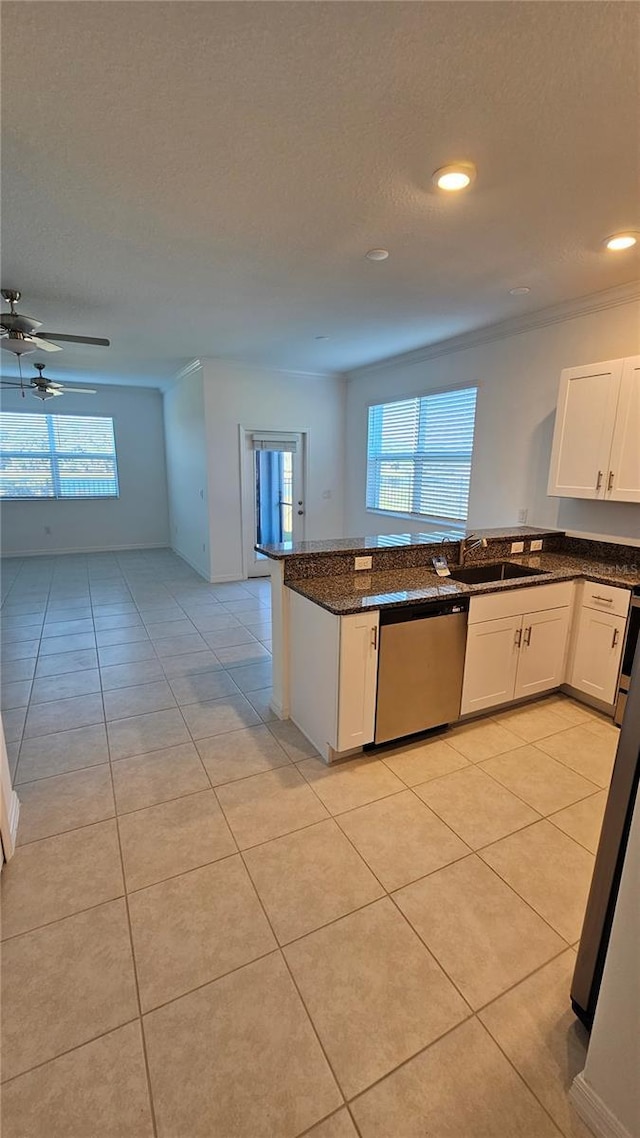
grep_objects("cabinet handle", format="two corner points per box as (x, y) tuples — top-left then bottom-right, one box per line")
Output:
(612, 628), (620, 649)
(592, 594), (613, 603)
(596, 470), (603, 490)
(371, 626), (378, 650)
(514, 628), (522, 648)
(607, 471), (614, 492)
(523, 626), (532, 647)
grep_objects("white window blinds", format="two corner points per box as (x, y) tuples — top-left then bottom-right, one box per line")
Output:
(366, 387), (477, 521)
(0, 412), (119, 499)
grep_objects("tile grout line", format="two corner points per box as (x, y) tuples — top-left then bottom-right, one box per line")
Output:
(0, 1016), (142, 1089)
(101, 671), (160, 1138)
(215, 783), (351, 1117)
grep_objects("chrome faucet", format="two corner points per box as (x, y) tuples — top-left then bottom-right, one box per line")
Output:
(459, 533), (488, 567)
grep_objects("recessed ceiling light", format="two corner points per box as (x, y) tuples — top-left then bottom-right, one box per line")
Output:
(432, 162), (476, 191)
(603, 232), (638, 251)
(509, 286), (531, 296)
(365, 248), (389, 261)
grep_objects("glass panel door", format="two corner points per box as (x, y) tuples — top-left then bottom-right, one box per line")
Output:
(243, 431), (305, 576)
(255, 449), (294, 547)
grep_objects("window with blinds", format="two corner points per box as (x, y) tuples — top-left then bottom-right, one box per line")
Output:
(366, 387), (477, 521)
(0, 412), (119, 499)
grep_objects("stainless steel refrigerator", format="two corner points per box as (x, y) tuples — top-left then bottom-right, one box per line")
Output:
(571, 638), (640, 1029)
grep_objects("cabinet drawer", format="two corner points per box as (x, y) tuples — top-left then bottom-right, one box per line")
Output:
(581, 580), (630, 618)
(468, 581), (574, 625)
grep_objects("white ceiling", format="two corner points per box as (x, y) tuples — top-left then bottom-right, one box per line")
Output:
(2, 1), (639, 388)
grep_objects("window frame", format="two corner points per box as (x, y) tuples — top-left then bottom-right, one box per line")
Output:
(365, 383), (478, 525)
(0, 410), (120, 501)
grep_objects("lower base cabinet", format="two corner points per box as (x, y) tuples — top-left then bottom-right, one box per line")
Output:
(514, 606), (572, 700)
(569, 606), (627, 705)
(289, 590), (379, 760)
(461, 600), (571, 715)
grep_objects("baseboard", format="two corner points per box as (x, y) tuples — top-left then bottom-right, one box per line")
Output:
(3, 790), (21, 861)
(171, 546), (211, 581)
(211, 573), (247, 583)
(1, 543), (169, 558)
(270, 697), (288, 720)
(570, 1072), (634, 1138)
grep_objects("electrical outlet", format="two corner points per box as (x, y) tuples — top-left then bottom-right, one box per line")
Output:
(510, 541), (524, 554)
(530, 539), (543, 552)
(517, 508), (528, 524)
(354, 556), (373, 571)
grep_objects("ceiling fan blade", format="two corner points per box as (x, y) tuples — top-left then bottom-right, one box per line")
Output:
(0, 380), (28, 387)
(61, 387), (97, 394)
(30, 337), (63, 352)
(40, 333), (110, 347)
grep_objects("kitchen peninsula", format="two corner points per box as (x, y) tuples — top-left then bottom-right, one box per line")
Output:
(258, 528), (640, 763)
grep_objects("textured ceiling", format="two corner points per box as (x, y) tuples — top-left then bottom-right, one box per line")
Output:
(1, 1), (639, 387)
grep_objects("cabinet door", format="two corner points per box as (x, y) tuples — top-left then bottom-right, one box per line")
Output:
(460, 615), (521, 715)
(547, 360), (623, 499)
(514, 607), (571, 699)
(607, 355), (640, 503)
(336, 612), (379, 752)
(569, 608), (627, 705)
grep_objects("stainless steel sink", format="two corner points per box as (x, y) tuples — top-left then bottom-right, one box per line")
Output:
(448, 561), (548, 585)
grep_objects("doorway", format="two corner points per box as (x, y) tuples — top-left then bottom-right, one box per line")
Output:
(241, 430), (306, 577)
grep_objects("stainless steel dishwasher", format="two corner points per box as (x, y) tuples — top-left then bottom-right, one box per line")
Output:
(374, 598), (469, 745)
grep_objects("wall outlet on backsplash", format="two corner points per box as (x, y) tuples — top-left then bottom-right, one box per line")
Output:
(354, 556), (373, 570)
(530, 539), (544, 551)
(510, 541), (525, 553)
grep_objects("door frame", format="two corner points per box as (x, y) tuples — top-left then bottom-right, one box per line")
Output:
(239, 425), (309, 579)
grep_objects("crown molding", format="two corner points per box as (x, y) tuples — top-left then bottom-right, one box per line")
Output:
(174, 358), (202, 381)
(346, 280), (640, 380)
(200, 356), (337, 381)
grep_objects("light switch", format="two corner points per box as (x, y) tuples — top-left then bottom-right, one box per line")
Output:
(354, 556), (373, 570)
(510, 541), (525, 554)
(530, 539), (543, 551)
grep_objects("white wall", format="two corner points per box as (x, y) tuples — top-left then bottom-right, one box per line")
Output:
(1, 384), (170, 556)
(202, 360), (345, 581)
(345, 298), (640, 543)
(163, 367), (211, 579)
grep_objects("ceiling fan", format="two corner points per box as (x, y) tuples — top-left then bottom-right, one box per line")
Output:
(1, 289), (110, 356)
(0, 362), (97, 401)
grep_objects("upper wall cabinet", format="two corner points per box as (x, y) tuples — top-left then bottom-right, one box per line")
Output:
(547, 355), (640, 503)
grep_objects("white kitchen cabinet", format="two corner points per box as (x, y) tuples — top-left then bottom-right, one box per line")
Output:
(607, 356), (640, 503)
(548, 354), (640, 502)
(288, 589), (379, 761)
(513, 606), (571, 699)
(461, 583), (574, 715)
(460, 615), (522, 715)
(336, 612), (379, 752)
(567, 582), (630, 705)
(569, 608), (627, 705)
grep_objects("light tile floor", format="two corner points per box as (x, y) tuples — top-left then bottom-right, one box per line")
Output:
(0, 550), (619, 1137)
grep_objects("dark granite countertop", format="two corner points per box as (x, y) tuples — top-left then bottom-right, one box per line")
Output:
(256, 526), (560, 560)
(285, 552), (640, 615)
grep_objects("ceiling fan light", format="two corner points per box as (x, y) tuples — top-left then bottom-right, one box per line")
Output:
(1, 333), (38, 356)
